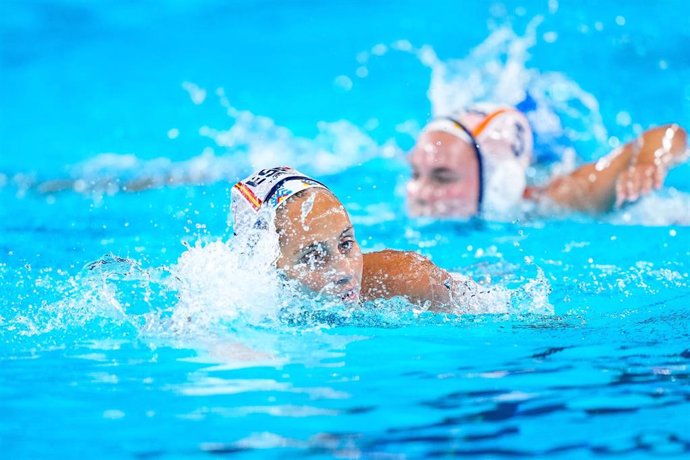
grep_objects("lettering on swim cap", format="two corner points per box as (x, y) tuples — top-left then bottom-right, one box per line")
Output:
(512, 122), (526, 158)
(231, 166), (328, 236)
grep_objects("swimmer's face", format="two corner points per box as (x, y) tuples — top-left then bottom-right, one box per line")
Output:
(275, 188), (363, 304)
(407, 130), (480, 218)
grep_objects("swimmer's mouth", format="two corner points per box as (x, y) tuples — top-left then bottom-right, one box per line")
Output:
(340, 289), (359, 304)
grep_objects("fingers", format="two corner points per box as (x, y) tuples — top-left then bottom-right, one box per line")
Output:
(625, 167), (641, 203)
(639, 165), (655, 197)
(640, 173), (654, 196)
(615, 164), (665, 208)
(654, 162), (667, 189)
(638, 164), (666, 196)
(615, 172), (627, 208)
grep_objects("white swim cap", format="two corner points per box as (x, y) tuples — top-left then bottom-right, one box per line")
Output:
(231, 166), (328, 236)
(425, 105), (533, 215)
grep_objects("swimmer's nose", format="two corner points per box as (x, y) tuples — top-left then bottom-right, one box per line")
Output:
(407, 180), (428, 202)
(411, 186), (435, 207)
(330, 254), (358, 286)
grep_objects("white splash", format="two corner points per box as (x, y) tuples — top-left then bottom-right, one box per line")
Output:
(449, 264), (554, 316)
(199, 88), (392, 176)
(606, 188), (690, 226)
(357, 20), (608, 160)
(169, 222), (284, 331)
(182, 81), (207, 105)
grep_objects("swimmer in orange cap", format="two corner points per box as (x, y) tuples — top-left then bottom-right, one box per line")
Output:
(232, 166), (493, 311)
(407, 104), (688, 218)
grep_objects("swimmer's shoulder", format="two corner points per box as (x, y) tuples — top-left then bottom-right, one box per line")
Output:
(363, 249), (436, 279)
(362, 249), (426, 272)
(361, 250), (452, 305)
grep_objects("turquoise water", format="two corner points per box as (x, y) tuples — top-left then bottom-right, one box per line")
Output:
(2, 1), (690, 458)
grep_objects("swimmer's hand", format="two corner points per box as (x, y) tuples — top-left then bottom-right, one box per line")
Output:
(615, 124), (688, 208)
(614, 161), (667, 208)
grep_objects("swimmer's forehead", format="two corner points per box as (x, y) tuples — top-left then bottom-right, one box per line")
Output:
(285, 187), (341, 207)
(277, 188), (354, 255)
(412, 130), (476, 163)
(278, 187), (349, 224)
(418, 129), (474, 149)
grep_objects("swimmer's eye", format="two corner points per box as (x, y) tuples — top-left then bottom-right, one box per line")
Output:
(299, 247), (328, 267)
(339, 239), (355, 253)
(431, 169), (460, 184)
(412, 170), (420, 180)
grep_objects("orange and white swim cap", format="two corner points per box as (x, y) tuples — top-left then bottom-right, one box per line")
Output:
(424, 104), (533, 215)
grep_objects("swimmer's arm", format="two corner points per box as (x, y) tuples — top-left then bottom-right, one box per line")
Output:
(531, 124), (687, 213)
(361, 250), (457, 311)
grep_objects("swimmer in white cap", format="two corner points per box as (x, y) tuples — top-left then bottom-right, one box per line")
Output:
(407, 105), (688, 218)
(231, 166), (488, 310)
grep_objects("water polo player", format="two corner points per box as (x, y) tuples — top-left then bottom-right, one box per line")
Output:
(231, 166), (495, 311)
(407, 104), (688, 218)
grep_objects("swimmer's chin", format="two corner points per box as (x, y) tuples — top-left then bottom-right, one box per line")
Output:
(292, 284), (361, 306)
(408, 207), (477, 221)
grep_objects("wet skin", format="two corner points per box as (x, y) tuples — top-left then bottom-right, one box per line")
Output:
(535, 125), (688, 212)
(275, 188), (363, 304)
(275, 188), (457, 308)
(407, 130), (481, 218)
(408, 122), (687, 217)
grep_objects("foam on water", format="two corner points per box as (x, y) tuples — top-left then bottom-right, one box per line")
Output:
(1, 233), (557, 351)
(169, 230), (283, 331)
(198, 87), (396, 176)
(352, 19), (607, 161)
(1, 257), (169, 344)
(605, 188), (690, 226)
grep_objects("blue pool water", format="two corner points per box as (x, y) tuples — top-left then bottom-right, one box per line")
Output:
(2, 1), (690, 458)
